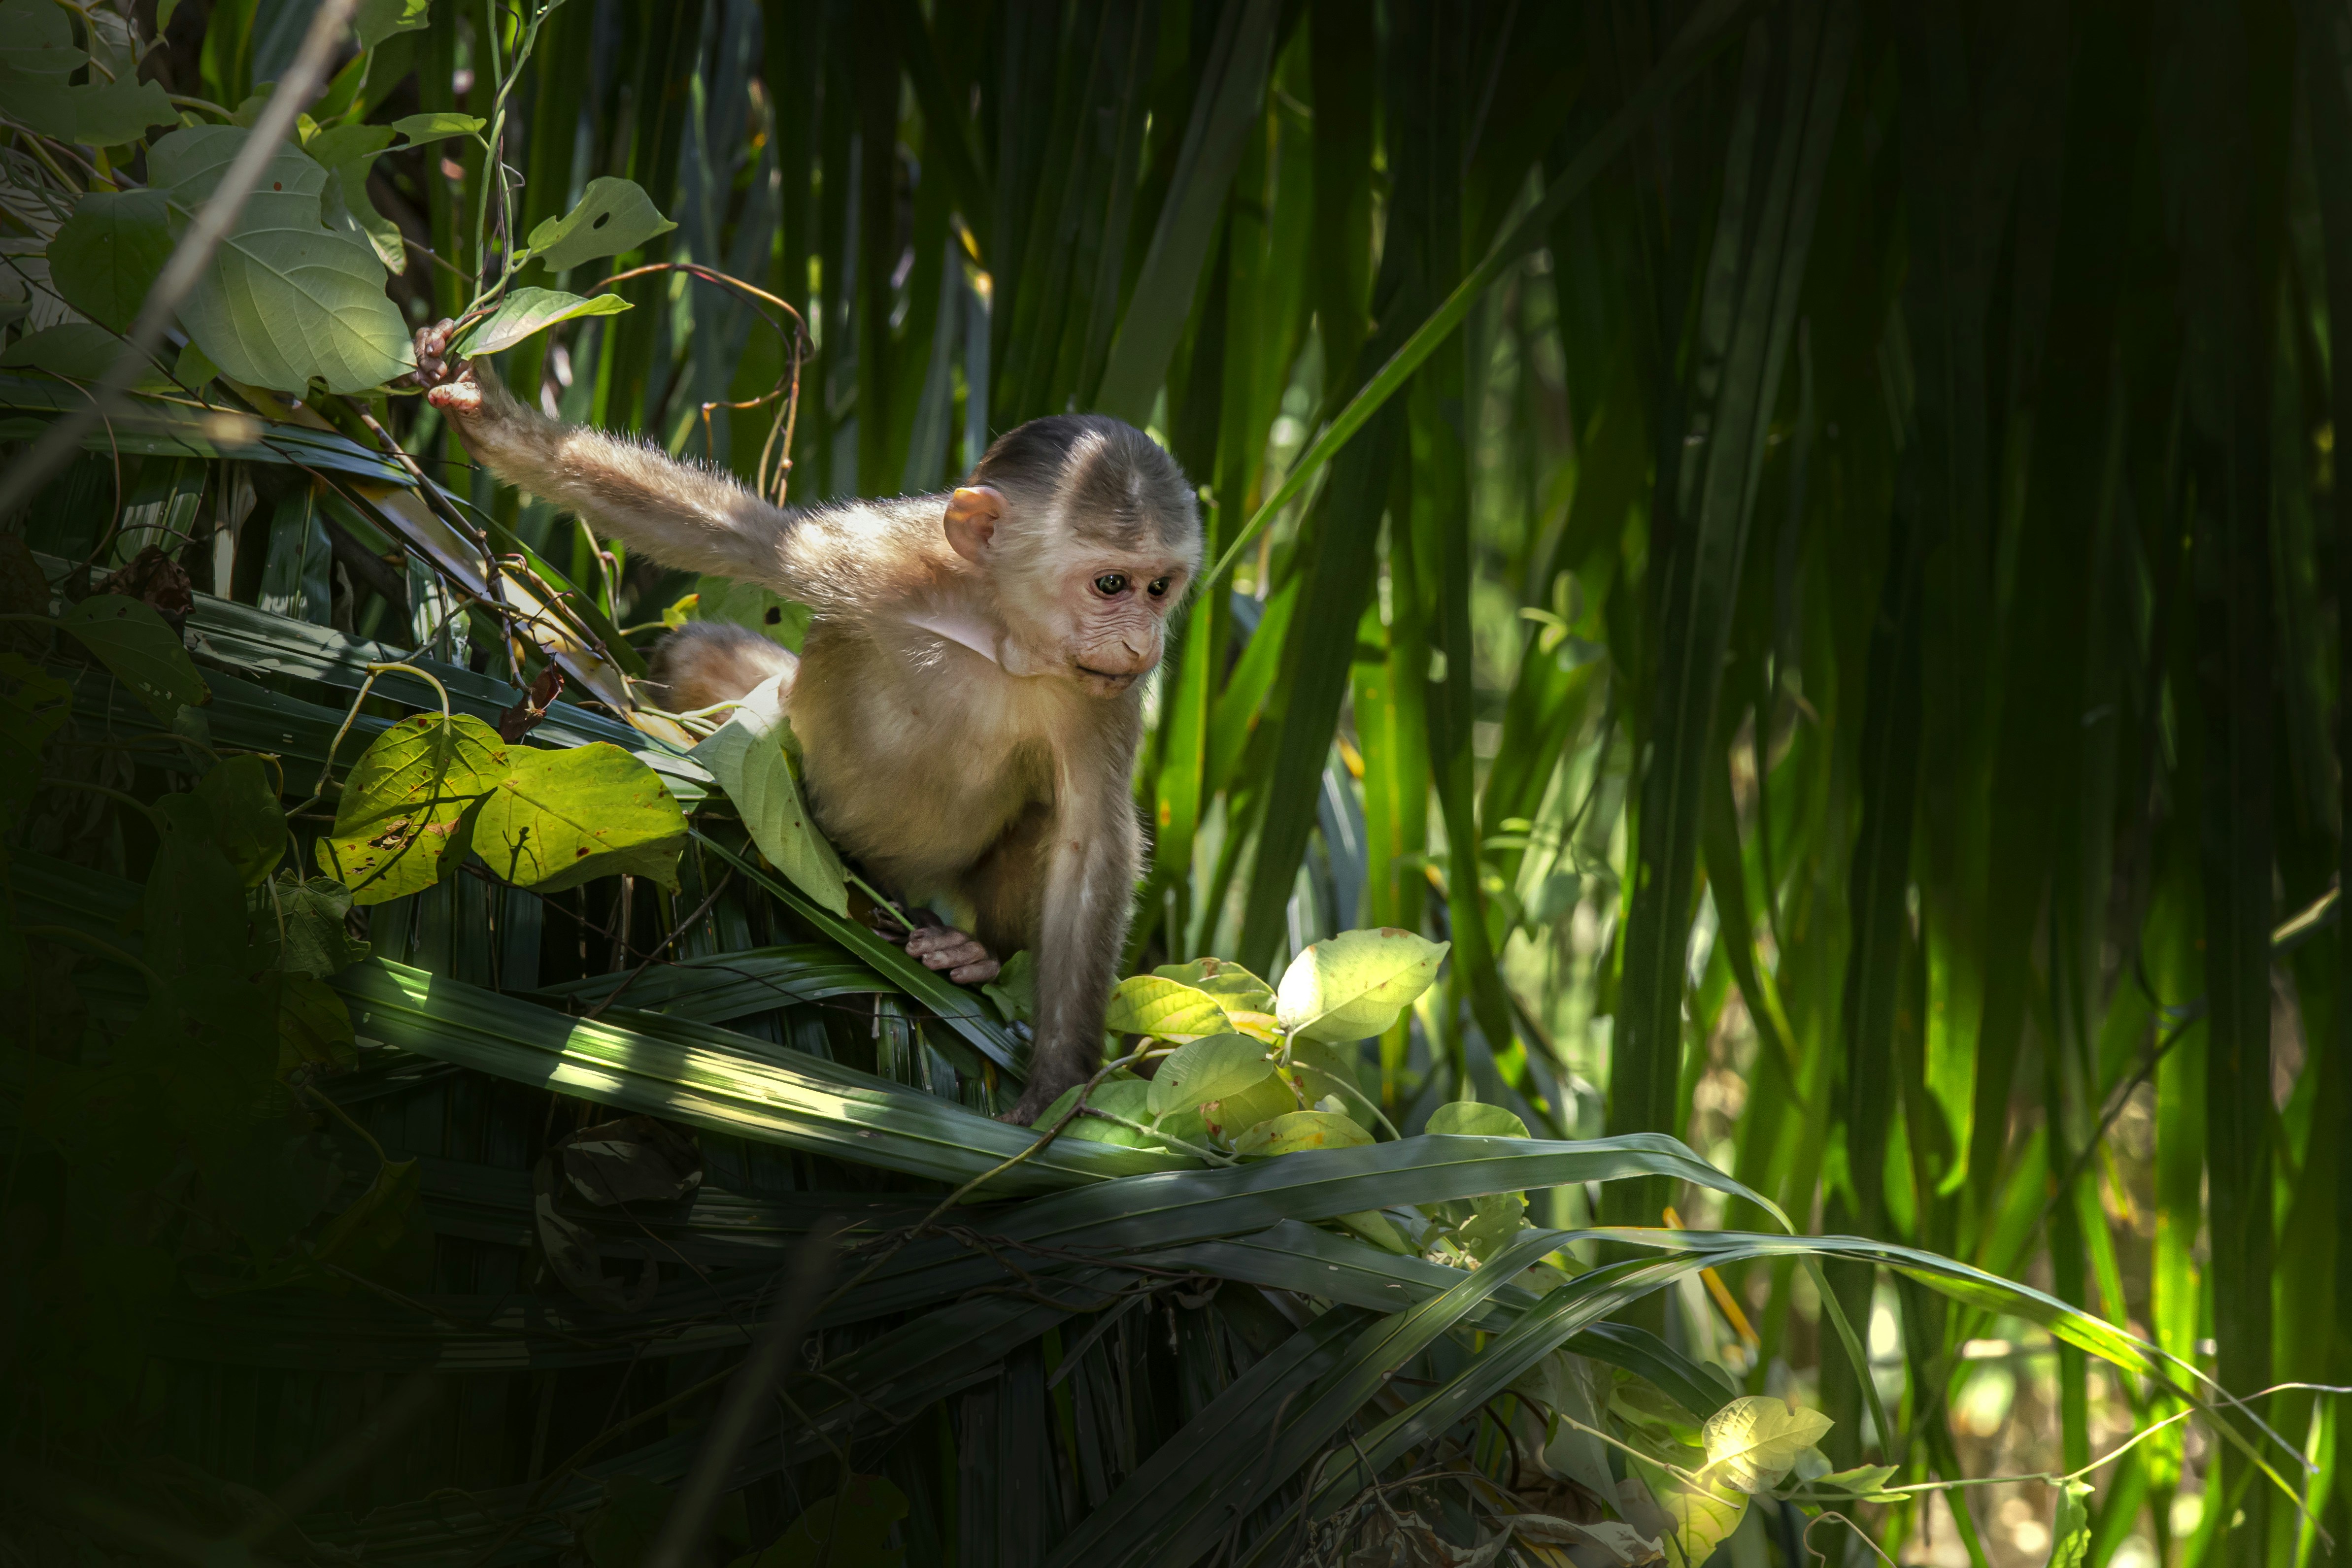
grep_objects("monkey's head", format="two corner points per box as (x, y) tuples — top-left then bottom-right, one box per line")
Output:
(944, 415), (1202, 697)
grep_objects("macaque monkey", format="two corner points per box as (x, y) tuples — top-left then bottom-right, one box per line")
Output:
(409, 324), (1200, 1123)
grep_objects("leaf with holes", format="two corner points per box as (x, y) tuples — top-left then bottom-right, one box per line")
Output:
(470, 740), (688, 896)
(525, 176), (677, 273)
(1275, 928), (1449, 1041)
(314, 712), (500, 905)
(59, 594), (206, 717)
(453, 288), (634, 357)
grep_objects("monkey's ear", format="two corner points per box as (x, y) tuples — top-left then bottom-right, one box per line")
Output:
(943, 486), (1006, 564)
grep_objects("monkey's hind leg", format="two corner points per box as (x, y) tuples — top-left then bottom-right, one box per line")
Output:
(646, 622), (799, 713)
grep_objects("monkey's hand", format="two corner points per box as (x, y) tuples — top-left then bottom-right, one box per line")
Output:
(410, 319), (489, 426)
(902, 924), (1002, 985)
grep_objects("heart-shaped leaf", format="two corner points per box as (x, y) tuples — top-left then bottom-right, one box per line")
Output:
(687, 673), (847, 913)
(526, 176), (676, 273)
(471, 740), (687, 895)
(48, 189), (171, 332)
(1698, 1396), (1835, 1494)
(1275, 927), (1449, 1041)
(1104, 974), (1231, 1038)
(1146, 1033), (1274, 1117)
(59, 593), (206, 716)
(453, 287), (633, 357)
(149, 126), (411, 393)
(314, 712), (501, 904)
(1425, 1101), (1528, 1138)
(1231, 1109), (1373, 1158)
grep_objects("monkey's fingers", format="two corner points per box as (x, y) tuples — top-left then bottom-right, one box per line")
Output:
(906, 927), (998, 983)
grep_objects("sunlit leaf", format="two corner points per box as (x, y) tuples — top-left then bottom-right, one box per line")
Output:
(526, 176), (677, 273)
(1146, 1033), (1274, 1117)
(1152, 955), (1276, 1014)
(471, 740), (687, 895)
(1199, 1070), (1299, 1138)
(1104, 973), (1230, 1038)
(59, 593), (206, 717)
(1036, 1079), (1160, 1148)
(148, 126), (411, 393)
(453, 287), (633, 357)
(313, 712), (500, 904)
(1275, 928), (1449, 1041)
(1698, 1396), (1835, 1494)
(2047, 1479), (2092, 1568)
(687, 673), (847, 914)
(1426, 1101), (1529, 1138)
(1232, 1110), (1373, 1158)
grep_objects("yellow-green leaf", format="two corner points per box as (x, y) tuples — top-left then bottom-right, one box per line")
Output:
(1426, 1101), (1528, 1138)
(1698, 1396), (1835, 1494)
(314, 712), (500, 905)
(1274, 927), (1449, 1041)
(1146, 1033), (1275, 1116)
(1199, 1071), (1298, 1139)
(1152, 955), (1276, 1014)
(1231, 1109), (1373, 1158)
(1104, 974), (1230, 1038)
(471, 740), (688, 895)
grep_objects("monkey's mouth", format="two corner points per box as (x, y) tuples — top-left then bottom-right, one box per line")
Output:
(1075, 663), (1142, 688)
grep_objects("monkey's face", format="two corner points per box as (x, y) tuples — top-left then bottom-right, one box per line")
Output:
(1040, 551), (1190, 697)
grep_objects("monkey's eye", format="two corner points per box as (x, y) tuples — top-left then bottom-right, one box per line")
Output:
(1147, 577), (1170, 598)
(1093, 573), (1128, 597)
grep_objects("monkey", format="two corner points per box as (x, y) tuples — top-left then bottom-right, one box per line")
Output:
(408, 322), (1201, 1124)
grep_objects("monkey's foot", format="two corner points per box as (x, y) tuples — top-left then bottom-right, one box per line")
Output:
(903, 924), (1001, 985)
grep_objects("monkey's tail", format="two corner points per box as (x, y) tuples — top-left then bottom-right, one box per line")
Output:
(646, 622), (800, 711)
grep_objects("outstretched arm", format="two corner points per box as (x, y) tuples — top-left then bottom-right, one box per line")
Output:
(410, 321), (797, 592)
